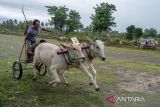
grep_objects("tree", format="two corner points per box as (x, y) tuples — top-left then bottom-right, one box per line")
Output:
(135, 28), (143, 39)
(45, 23), (48, 27)
(143, 28), (157, 38)
(83, 25), (93, 32)
(14, 19), (17, 26)
(9, 19), (14, 28)
(126, 25), (135, 40)
(91, 2), (116, 34)
(17, 21), (25, 31)
(46, 5), (68, 34)
(66, 10), (83, 32)
(41, 22), (44, 27)
(2, 21), (6, 26)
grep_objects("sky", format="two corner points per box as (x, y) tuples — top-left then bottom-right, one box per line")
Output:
(0, 0), (160, 32)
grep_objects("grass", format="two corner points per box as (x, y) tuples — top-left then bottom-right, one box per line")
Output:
(108, 59), (160, 72)
(0, 62), (106, 107)
(106, 46), (160, 60)
(0, 34), (160, 107)
(0, 34), (108, 107)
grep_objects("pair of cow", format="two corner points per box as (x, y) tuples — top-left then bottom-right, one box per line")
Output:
(33, 39), (106, 91)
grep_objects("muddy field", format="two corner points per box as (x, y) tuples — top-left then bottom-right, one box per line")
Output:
(0, 34), (160, 107)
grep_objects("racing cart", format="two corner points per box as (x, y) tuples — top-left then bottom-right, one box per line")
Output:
(12, 40), (47, 80)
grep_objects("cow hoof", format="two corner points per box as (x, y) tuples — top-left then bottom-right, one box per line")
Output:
(89, 82), (93, 85)
(95, 88), (100, 91)
(65, 83), (69, 85)
(52, 83), (57, 87)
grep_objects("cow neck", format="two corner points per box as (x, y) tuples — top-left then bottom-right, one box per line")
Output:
(66, 50), (75, 64)
(83, 43), (94, 60)
(59, 45), (74, 65)
(88, 47), (95, 60)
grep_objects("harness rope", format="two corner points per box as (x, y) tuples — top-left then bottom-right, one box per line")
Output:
(82, 43), (94, 60)
(58, 44), (74, 65)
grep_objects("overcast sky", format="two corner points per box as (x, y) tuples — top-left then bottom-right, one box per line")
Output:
(0, 0), (160, 32)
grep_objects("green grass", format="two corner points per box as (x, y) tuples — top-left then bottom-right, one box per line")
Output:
(0, 63), (106, 107)
(106, 46), (160, 60)
(0, 34), (109, 107)
(109, 59), (160, 72)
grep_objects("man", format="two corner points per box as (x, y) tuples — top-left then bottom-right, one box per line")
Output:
(25, 19), (51, 61)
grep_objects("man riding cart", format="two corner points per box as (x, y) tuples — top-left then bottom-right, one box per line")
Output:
(24, 19), (52, 62)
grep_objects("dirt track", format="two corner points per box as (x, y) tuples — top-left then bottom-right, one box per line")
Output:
(100, 47), (160, 106)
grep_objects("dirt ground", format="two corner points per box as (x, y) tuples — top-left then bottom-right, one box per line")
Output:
(104, 47), (160, 94)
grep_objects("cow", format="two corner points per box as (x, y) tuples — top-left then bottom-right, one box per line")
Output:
(63, 39), (106, 90)
(81, 39), (106, 85)
(33, 43), (100, 90)
(32, 42), (85, 83)
(33, 39), (105, 91)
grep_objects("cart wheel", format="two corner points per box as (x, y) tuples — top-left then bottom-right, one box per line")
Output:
(36, 64), (47, 76)
(13, 61), (23, 80)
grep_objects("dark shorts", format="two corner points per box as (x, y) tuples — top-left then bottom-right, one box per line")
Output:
(25, 39), (37, 53)
(25, 39), (36, 45)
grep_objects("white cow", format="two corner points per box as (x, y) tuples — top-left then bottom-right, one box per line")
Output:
(81, 40), (106, 85)
(63, 40), (106, 91)
(33, 40), (105, 91)
(33, 43), (85, 85)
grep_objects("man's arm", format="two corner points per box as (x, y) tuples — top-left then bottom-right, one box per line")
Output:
(25, 26), (32, 39)
(41, 28), (52, 32)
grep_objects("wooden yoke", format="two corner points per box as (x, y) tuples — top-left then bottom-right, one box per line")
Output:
(71, 37), (80, 45)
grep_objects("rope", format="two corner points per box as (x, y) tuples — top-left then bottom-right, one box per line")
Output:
(59, 44), (72, 65)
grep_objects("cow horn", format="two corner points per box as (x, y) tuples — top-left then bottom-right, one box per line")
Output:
(60, 44), (69, 48)
(87, 37), (95, 44)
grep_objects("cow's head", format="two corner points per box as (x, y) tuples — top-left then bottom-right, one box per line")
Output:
(89, 39), (106, 61)
(61, 44), (85, 62)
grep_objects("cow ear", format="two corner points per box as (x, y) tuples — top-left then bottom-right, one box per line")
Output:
(102, 41), (104, 44)
(87, 38), (95, 45)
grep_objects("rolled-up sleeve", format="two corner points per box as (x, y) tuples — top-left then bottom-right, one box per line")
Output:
(27, 26), (32, 34)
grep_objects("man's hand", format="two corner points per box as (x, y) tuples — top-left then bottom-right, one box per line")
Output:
(41, 28), (52, 32)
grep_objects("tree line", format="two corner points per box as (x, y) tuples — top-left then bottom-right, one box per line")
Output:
(0, 2), (159, 41)
(126, 25), (159, 40)
(0, 19), (50, 34)
(46, 3), (116, 34)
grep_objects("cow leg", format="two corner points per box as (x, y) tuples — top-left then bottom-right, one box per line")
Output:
(32, 59), (39, 81)
(57, 70), (69, 85)
(33, 64), (37, 81)
(47, 69), (55, 84)
(50, 66), (60, 87)
(62, 73), (69, 85)
(48, 73), (56, 85)
(89, 64), (97, 85)
(80, 64), (100, 91)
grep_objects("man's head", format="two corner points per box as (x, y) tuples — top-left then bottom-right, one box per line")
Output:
(33, 19), (40, 30)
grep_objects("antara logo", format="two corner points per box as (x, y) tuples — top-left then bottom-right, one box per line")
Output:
(106, 95), (145, 104)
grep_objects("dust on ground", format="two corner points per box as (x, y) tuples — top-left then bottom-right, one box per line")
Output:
(112, 66), (160, 94)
